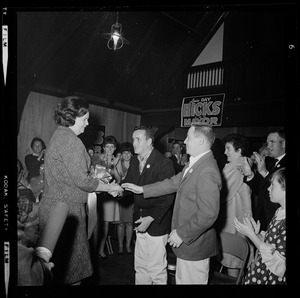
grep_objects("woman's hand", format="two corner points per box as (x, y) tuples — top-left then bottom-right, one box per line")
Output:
(234, 216), (264, 250)
(248, 216), (261, 234)
(38, 149), (45, 160)
(234, 216), (256, 237)
(108, 181), (123, 197)
(235, 156), (252, 177)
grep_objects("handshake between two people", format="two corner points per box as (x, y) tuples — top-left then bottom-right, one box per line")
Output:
(92, 167), (122, 197)
(92, 165), (145, 197)
(92, 170), (142, 198)
(106, 182), (144, 198)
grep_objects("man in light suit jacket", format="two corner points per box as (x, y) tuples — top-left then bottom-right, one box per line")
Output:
(122, 123), (222, 284)
(121, 125), (175, 284)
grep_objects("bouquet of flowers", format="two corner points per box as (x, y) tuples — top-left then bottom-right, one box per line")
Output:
(93, 164), (113, 184)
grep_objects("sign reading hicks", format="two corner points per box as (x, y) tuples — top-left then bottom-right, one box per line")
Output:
(181, 93), (225, 127)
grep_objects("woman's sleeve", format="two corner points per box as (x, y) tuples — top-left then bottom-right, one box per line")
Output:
(62, 135), (99, 192)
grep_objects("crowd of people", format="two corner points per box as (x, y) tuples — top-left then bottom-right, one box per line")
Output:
(17, 95), (286, 286)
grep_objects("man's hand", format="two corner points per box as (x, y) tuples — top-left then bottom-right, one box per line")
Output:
(252, 151), (268, 177)
(121, 183), (143, 194)
(134, 216), (154, 233)
(167, 229), (183, 248)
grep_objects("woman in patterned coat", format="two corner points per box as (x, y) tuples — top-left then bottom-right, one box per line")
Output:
(38, 96), (123, 285)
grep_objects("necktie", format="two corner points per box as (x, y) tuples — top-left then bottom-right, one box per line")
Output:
(271, 158), (278, 171)
(139, 157), (146, 174)
(177, 154), (181, 165)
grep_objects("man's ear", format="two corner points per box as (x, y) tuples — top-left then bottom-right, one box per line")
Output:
(198, 135), (204, 146)
(147, 137), (153, 147)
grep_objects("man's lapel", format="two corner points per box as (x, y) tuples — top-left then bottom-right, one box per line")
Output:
(180, 151), (211, 185)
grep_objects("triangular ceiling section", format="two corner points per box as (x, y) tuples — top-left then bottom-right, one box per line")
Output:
(192, 22), (224, 66)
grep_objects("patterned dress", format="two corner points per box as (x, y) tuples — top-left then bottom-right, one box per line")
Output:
(244, 207), (286, 285)
(38, 126), (99, 284)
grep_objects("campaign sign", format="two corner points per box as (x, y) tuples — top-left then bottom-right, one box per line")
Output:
(181, 93), (225, 127)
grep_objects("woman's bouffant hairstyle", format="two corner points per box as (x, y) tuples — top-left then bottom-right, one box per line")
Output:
(223, 133), (250, 157)
(103, 135), (118, 148)
(54, 96), (89, 127)
(120, 142), (134, 154)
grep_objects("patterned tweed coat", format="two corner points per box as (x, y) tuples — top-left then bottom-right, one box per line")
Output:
(38, 126), (99, 284)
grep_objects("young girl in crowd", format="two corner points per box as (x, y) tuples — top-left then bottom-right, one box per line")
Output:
(115, 142), (134, 255)
(95, 135), (121, 259)
(234, 167), (286, 284)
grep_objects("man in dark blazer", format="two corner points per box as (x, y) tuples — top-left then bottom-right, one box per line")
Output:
(169, 141), (185, 174)
(121, 125), (175, 284)
(123, 124), (222, 284)
(238, 128), (286, 230)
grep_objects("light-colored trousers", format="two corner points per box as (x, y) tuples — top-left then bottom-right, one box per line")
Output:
(175, 257), (210, 284)
(135, 232), (168, 284)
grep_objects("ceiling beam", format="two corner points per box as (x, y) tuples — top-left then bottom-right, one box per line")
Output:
(160, 11), (208, 38)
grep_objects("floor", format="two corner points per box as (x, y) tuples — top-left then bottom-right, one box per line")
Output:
(83, 225), (135, 285)
(89, 238), (135, 285)
(82, 224), (176, 286)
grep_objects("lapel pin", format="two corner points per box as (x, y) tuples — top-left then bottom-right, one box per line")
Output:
(189, 169), (193, 174)
(146, 164), (150, 169)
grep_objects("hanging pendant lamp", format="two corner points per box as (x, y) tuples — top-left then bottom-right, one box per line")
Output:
(101, 12), (130, 51)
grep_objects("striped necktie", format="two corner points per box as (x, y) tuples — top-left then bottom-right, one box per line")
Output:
(139, 156), (146, 174)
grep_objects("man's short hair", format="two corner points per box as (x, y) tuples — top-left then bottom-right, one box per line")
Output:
(191, 123), (215, 146)
(134, 125), (156, 145)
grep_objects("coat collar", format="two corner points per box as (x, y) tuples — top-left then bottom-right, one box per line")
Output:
(180, 151), (213, 184)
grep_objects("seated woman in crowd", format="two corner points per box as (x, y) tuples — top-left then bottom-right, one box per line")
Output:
(234, 167), (286, 285)
(25, 137), (46, 183)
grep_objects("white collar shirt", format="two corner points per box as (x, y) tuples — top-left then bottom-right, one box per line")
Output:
(275, 154), (285, 166)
